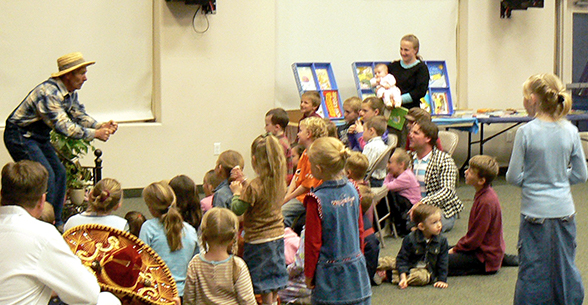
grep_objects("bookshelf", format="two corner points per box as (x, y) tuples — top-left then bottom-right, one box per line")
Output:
(351, 60), (454, 116)
(292, 63), (344, 120)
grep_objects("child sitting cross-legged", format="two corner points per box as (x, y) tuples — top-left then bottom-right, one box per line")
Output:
(396, 204), (448, 289)
(184, 207), (257, 305)
(384, 148), (421, 237)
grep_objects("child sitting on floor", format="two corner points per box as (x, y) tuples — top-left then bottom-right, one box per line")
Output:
(448, 155), (506, 276)
(63, 178), (128, 232)
(201, 169), (222, 214)
(169, 174), (203, 232)
(384, 148), (421, 236)
(184, 207), (256, 305)
(124, 211), (146, 237)
(396, 204), (448, 289)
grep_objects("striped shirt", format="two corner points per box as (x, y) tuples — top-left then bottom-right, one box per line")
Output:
(7, 77), (98, 140)
(184, 254), (257, 305)
(413, 151), (431, 198)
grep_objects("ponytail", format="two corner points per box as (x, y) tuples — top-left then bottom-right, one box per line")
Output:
(523, 73), (571, 120)
(87, 178), (122, 213)
(142, 181), (185, 252)
(251, 134), (287, 202)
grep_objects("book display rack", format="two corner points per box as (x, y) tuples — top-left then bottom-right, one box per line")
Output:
(292, 62), (344, 120)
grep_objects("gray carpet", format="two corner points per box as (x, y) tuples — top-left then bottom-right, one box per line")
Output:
(114, 176), (588, 305)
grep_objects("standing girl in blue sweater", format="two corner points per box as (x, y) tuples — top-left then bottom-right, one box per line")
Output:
(139, 181), (199, 299)
(506, 73), (587, 304)
(304, 137), (371, 305)
(230, 134), (289, 305)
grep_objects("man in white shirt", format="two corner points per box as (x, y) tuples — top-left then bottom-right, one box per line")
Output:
(0, 160), (119, 305)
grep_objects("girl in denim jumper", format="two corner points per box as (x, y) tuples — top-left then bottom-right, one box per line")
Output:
(304, 137), (372, 305)
(506, 73), (587, 304)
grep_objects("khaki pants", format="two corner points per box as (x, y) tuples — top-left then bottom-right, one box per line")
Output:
(378, 256), (431, 286)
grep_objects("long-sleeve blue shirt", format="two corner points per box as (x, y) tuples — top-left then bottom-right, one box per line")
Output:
(506, 118), (587, 218)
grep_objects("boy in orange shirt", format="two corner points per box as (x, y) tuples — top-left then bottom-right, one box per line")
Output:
(282, 117), (327, 229)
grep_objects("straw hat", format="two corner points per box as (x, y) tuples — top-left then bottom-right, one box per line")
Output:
(63, 224), (178, 305)
(51, 52), (95, 78)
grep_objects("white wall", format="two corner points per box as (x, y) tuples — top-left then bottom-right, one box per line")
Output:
(0, 0), (559, 189)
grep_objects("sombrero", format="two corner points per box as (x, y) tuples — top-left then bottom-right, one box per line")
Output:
(51, 52), (95, 77)
(63, 224), (178, 305)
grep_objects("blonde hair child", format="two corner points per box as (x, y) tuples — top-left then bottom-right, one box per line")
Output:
(212, 150), (245, 209)
(139, 181), (199, 298)
(230, 134), (289, 305)
(304, 137), (372, 304)
(506, 73), (587, 303)
(63, 178), (128, 232)
(184, 208), (257, 305)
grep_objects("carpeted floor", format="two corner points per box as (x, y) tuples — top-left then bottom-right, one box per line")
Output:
(114, 176), (588, 305)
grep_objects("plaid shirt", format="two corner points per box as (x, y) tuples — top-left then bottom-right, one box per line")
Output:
(7, 78), (98, 140)
(411, 147), (463, 218)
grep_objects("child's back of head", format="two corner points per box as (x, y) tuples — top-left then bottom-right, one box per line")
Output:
(201, 207), (239, 254)
(203, 169), (223, 196)
(299, 117), (328, 141)
(250, 134), (287, 201)
(406, 107), (432, 123)
(39, 202), (55, 224)
(357, 184), (374, 215)
(523, 73), (571, 120)
(125, 211), (146, 237)
(143, 181), (185, 251)
(468, 155), (499, 186)
(364, 116), (387, 137)
(87, 178), (122, 214)
(216, 150), (245, 180)
(169, 174), (202, 230)
(322, 118), (338, 138)
(308, 137), (350, 179)
(345, 151), (369, 182)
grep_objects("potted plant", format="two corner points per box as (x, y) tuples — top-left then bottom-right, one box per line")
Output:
(50, 131), (95, 205)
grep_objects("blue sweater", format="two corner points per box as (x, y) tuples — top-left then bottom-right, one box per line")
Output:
(506, 118), (587, 218)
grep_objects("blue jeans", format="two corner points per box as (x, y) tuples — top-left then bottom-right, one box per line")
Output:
(514, 214), (584, 305)
(282, 198), (305, 228)
(4, 123), (66, 225)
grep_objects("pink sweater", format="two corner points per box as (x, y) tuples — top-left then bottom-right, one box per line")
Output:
(383, 169), (421, 204)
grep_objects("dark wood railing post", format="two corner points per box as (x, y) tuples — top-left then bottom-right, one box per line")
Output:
(93, 149), (103, 185)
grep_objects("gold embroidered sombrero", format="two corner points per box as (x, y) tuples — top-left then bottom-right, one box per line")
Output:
(63, 224), (178, 305)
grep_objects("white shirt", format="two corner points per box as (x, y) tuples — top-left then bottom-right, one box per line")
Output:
(363, 136), (388, 180)
(0, 205), (101, 305)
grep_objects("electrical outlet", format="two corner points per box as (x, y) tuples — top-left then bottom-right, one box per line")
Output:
(214, 143), (221, 155)
(506, 130), (515, 143)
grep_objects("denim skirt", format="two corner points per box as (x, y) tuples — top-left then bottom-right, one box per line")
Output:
(243, 238), (288, 294)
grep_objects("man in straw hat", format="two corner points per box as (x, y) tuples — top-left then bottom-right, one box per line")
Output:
(0, 160), (120, 304)
(3, 52), (118, 230)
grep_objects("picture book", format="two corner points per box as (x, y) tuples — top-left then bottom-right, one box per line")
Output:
(315, 68), (332, 90)
(296, 66), (317, 91)
(431, 91), (451, 115)
(428, 62), (448, 88)
(322, 90), (343, 119)
(388, 107), (408, 130)
(356, 66), (374, 89)
(420, 92), (432, 113)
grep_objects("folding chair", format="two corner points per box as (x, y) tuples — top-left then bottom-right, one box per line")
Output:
(365, 144), (396, 247)
(438, 130), (459, 156)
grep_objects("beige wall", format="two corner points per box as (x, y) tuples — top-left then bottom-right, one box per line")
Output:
(0, 1), (560, 188)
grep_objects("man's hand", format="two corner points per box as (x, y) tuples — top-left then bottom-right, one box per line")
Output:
(95, 127), (111, 142)
(434, 281), (448, 289)
(102, 120), (118, 134)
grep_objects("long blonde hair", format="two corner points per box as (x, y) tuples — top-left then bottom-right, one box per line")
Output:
(87, 178), (122, 213)
(142, 181), (184, 252)
(200, 207), (239, 254)
(523, 73), (571, 120)
(251, 134), (287, 203)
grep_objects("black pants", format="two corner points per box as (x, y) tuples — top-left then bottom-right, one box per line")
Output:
(448, 251), (494, 276)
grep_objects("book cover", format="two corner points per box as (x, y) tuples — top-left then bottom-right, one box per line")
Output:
(296, 66), (317, 91)
(322, 90), (342, 119)
(420, 92), (432, 113)
(315, 68), (332, 90)
(388, 107), (408, 130)
(356, 66), (374, 89)
(428, 63), (448, 88)
(431, 91), (451, 115)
